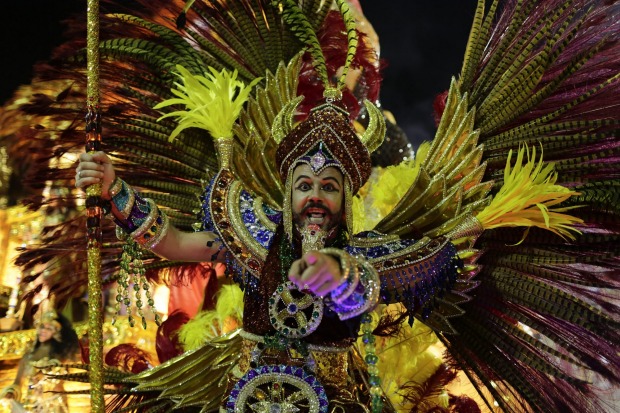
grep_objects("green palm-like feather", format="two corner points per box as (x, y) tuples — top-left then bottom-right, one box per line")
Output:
(334, 0), (358, 91)
(233, 54), (303, 208)
(276, 0), (329, 86)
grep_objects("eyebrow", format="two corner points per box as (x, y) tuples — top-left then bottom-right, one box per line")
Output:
(294, 174), (342, 186)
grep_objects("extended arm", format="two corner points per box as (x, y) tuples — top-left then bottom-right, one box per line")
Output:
(288, 249), (380, 320)
(76, 151), (226, 262)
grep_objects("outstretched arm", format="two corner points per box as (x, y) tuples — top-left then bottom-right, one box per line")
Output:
(76, 151), (226, 262)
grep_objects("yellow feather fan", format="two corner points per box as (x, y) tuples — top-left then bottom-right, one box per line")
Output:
(476, 144), (582, 240)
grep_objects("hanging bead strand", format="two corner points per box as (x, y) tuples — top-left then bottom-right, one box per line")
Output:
(361, 312), (383, 412)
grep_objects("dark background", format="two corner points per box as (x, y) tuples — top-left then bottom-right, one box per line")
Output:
(0, 0), (478, 144)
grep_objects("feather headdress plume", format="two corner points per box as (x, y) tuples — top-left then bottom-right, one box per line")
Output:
(276, 0), (358, 96)
(274, 0), (384, 145)
(154, 65), (261, 141)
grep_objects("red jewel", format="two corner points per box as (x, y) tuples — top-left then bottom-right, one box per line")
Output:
(247, 259), (260, 271)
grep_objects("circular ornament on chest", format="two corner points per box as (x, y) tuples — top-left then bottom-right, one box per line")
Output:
(268, 281), (323, 338)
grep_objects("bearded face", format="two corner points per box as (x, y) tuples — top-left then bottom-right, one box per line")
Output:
(291, 164), (344, 233)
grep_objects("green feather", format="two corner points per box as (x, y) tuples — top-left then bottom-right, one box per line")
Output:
(276, 0), (328, 86)
(334, 0), (359, 91)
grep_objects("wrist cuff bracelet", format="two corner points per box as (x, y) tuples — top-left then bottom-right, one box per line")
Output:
(320, 248), (380, 320)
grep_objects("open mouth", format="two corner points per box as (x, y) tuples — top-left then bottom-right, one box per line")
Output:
(307, 212), (326, 225)
(304, 207), (328, 225)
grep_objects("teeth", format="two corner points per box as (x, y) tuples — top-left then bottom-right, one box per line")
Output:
(308, 216), (325, 224)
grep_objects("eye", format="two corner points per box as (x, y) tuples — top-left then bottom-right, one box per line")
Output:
(296, 182), (311, 191)
(322, 183), (338, 192)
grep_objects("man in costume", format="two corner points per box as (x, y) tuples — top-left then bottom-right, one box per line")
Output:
(6, 0), (619, 412)
(76, 89), (458, 410)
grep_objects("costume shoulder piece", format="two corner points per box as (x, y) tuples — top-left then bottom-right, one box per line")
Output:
(201, 169), (281, 278)
(348, 232), (467, 331)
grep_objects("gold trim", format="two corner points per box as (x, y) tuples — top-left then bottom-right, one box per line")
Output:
(365, 237), (432, 265)
(209, 171), (266, 277)
(228, 181), (268, 261)
(349, 232), (400, 248)
(370, 237), (449, 271)
(215, 138), (234, 170)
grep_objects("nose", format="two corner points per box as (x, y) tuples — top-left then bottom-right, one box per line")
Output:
(309, 185), (322, 202)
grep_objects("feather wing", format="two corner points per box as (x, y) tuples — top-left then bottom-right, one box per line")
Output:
(372, 1), (620, 412)
(4, 0), (331, 306)
(55, 330), (242, 413)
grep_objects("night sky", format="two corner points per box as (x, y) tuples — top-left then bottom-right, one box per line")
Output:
(0, 0), (478, 145)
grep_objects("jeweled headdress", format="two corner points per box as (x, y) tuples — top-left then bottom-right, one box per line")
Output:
(275, 100), (377, 194)
(272, 1), (386, 240)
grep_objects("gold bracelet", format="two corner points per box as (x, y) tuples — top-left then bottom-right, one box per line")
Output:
(108, 176), (123, 197)
(132, 202), (169, 249)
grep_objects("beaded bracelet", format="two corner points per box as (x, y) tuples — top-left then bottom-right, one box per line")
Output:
(108, 179), (169, 250)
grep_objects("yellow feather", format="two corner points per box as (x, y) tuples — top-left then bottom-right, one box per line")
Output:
(154, 65), (261, 141)
(357, 304), (445, 412)
(476, 144), (582, 239)
(178, 283), (244, 351)
(353, 142), (430, 233)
